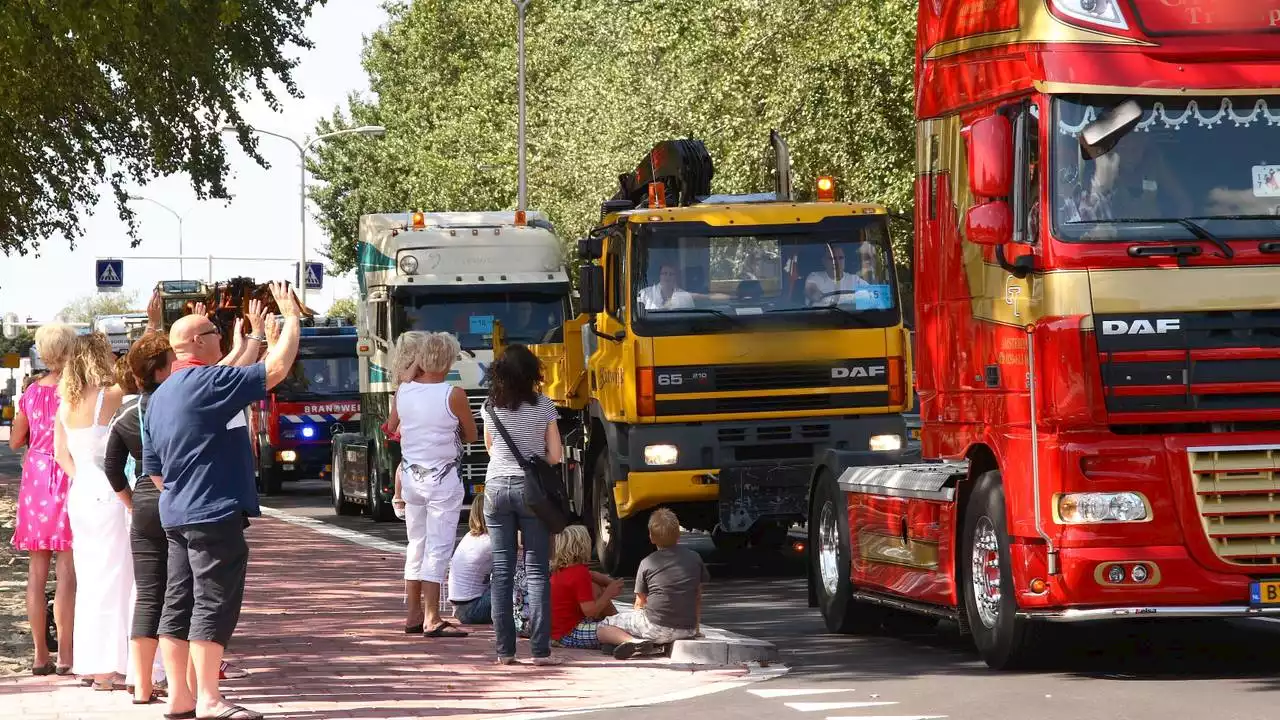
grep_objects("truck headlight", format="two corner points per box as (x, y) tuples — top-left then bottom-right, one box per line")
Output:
(399, 254), (419, 274)
(1057, 492), (1148, 524)
(869, 434), (902, 452)
(278, 450), (298, 463)
(644, 444), (679, 466)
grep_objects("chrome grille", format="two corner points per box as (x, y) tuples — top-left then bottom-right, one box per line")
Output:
(1189, 445), (1280, 566)
(463, 390), (490, 484)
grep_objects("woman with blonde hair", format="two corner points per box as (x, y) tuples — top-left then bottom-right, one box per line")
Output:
(54, 332), (132, 690)
(448, 494), (494, 624)
(385, 331), (478, 637)
(9, 323), (78, 675)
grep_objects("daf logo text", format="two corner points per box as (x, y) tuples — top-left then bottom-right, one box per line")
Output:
(832, 365), (886, 379)
(1101, 319), (1181, 336)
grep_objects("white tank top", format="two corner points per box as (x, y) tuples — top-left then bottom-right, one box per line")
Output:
(396, 381), (461, 468)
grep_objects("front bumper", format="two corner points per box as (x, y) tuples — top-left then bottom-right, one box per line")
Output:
(1022, 605), (1280, 622)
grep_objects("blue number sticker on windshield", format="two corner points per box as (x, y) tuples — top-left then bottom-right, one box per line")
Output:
(855, 284), (893, 310)
(469, 315), (494, 334)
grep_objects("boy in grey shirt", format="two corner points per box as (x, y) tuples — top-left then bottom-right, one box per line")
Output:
(598, 507), (709, 659)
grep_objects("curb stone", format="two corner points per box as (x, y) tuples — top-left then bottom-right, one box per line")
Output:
(610, 600), (781, 666)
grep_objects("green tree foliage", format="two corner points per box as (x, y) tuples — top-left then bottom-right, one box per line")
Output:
(308, 0), (918, 276)
(0, 0), (326, 256)
(0, 329), (35, 357)
(59, 291), (140, 324)
(326, 296), (358, 323)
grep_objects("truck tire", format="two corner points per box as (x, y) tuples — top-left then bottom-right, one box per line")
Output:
(592, 458), (649, 576)
(959, 470), (1039, 670)
(366, 455), (397, 523)
(809, 468), (886, 634)
(331, 441), (359, 516)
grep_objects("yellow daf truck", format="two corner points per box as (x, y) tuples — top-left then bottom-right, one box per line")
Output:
(561, 136), (913, 573)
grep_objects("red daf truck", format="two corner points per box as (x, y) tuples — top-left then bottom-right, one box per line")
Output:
(810, 0), (1280, 669)
(250, 323), (360, 495)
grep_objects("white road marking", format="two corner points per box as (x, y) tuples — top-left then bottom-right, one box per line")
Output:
(749, 689), (855, 699)
(258, 505), (407, 556)
(824, 712), (947, 717)
(785, 702), (898, 712)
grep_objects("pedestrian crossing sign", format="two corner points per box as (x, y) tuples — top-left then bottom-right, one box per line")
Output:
(95, 259), (124, 291)
(304, 262), (324, 290)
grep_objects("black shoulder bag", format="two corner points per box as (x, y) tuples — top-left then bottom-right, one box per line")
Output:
(485, 401), (572, 534)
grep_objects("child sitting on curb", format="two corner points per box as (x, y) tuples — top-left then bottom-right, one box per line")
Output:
(549, 525), (623, 649)
(598, 507), (709, 660)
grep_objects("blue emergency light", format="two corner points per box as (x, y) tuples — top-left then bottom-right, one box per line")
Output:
(301, 426), (316, 439)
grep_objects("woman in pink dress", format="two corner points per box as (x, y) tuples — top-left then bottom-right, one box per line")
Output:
(8, 323), (78, 675)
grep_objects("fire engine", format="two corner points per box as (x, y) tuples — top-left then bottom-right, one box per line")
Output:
(250, 322), (359, 495)
(810, 0), (1280, 669)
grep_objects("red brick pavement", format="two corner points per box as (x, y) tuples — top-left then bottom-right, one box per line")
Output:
(0, 507), (757, 719)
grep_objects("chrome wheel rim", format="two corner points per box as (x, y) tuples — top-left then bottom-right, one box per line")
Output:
(331, 453), (341, 504)
(818, 500), (841, 597)
(596, 491), (613, 554)
(971, 516), (1002, 629)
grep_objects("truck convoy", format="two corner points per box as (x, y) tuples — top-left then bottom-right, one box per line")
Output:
(809, 0), (1280, 670)
(249, 322), (360, 495)
(332, 211), (570, 520)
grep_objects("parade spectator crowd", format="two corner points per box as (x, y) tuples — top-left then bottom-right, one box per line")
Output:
(8, 288), (708, 720)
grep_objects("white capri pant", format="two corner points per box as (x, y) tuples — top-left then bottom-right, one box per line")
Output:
(402, 462), (464, 584)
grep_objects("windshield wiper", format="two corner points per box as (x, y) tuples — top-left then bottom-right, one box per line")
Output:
(767, 304), (871, 325)
(1078, 217), (1234, 260)
(647, 308), (740, 325)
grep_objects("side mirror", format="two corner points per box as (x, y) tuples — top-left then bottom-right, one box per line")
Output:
(965, 201), (1012, 246)
(579, 265), (605, 314)
(965, 115), (1013, 198)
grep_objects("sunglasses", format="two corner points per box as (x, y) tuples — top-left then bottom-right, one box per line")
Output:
(196, 327), (221, 338)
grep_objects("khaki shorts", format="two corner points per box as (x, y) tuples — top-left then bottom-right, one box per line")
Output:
(600, 611), (696, 644)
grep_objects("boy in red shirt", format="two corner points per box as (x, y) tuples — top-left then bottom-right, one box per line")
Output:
(549, 525), (622, 649)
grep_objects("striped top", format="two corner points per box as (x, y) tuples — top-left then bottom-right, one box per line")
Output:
(481, 394), (557, 481)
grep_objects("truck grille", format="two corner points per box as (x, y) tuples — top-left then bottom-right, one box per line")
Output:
(1189, 445), (1280, 566)
(464, 390), (490, 484)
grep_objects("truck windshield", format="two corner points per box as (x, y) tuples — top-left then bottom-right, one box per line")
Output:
(278, 357), (360, 397)
(1052, 94), (1280, 242)
(631, 215), (899, 334)
(392, 290), (566, 349)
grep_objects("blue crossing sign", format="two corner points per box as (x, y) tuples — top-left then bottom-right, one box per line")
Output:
(304, 262), (324, 290)
(95, 259), (124, 291)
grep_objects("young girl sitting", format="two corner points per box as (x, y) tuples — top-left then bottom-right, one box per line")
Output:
(548, 525), (623, 649)
(448, 495), (494, 624)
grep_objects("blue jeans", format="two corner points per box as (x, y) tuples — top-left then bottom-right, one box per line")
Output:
(484, 475), (551, 659)
(453, 587), (492, 624)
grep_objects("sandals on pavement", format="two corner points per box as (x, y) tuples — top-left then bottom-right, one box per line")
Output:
(55, 665), (74, 676)
(219, 661), (249, 680)
(31, 661), (56, 676)
(164, 711), (196, 720)
(424, 622), (469, 638)
(197, 704), (265, 719)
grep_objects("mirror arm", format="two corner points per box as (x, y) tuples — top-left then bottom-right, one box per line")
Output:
(995, 244), (1035, 279)
(590, 321), (624, 343)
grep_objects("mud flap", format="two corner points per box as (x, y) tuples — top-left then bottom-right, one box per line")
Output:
(717, 464), (811, 533)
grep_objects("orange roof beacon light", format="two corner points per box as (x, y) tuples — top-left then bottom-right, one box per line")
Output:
(648, 181), (667, 209)
(411, 211), (425, 229)
(816, 176), (836, 202)
(515, 209), (527, 226)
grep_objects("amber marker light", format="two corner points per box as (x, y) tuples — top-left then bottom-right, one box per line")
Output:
(411, 211), (425, 228)
(816, 176), (836, 202)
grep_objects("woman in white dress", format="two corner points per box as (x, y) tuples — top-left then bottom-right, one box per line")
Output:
(53, 333), (131, 691)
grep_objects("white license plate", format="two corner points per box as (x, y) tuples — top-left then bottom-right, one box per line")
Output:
(282, 464), (295, 471)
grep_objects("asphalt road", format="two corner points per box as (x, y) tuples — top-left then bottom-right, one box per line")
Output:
(263, 478), (1280, 720)
(7, 439), (1280, 720)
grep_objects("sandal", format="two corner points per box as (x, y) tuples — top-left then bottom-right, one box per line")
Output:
(32, 660), (56, 676)
(55, 664), (73, 676)
(423, 622), (469, 638)
(164, 712), (197, 720)
(196, 704), (264, 719)
(404, 624), (424, 634)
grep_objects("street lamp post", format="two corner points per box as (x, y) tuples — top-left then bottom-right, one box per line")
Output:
(127, 195), (186, 279)
(219, 124), (385, 306)
(514, 0), (530, 217)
